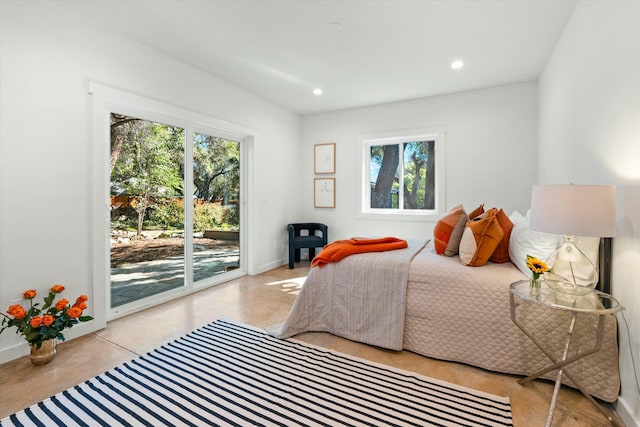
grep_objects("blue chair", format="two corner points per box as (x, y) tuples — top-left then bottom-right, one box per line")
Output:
(288, 223), (328, 269)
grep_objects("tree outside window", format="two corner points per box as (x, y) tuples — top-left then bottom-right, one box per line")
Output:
(366, 137), (437, 214)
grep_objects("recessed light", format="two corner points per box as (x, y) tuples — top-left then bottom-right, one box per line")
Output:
(451, 60), (464, 70)
(313, 88), (323, 96)
(327, 22), (342, 32)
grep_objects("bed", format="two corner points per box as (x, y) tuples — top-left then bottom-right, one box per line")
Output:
(273, 239), (620, 402)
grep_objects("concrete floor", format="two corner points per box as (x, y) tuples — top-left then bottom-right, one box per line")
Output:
(110, 246), (240, 307)
(0, 262), (622, 426)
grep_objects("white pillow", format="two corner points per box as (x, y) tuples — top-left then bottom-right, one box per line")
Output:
(508, 210), (562, 277)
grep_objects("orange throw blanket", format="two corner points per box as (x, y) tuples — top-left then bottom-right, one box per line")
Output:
(311, 237), (408, 268)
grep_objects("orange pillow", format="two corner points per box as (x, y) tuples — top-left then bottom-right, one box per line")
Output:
(433, 205), (469, 256)
(489, 209), (514, 263)
(468, 204), (485, 220)
(459, 208), (504, 267)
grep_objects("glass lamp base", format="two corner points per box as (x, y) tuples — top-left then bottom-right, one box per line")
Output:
(545, 236), (598, 295)
(545, 278), (595, 296)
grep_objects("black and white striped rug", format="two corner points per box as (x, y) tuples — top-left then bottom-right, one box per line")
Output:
(1, 319), (513, 426)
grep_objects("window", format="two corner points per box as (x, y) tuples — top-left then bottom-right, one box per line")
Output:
(361, 130), (444, 216)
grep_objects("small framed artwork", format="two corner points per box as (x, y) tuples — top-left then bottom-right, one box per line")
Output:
(314, 178), (335, 208)
(314, 143), (336, 174)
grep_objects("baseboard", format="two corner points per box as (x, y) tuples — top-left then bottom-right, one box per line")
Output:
(616, 396), (639, 427)
(0, 320), (105, 364)
(0, 342), (29, 364)
(254, 259), (287, 275)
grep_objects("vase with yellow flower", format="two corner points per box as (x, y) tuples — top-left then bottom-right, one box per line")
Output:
(526, 255), (551, 297)
(1, 284), (93, 365)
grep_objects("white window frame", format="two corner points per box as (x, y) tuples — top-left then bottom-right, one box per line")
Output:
(89, 81), (253, 323)
(358, 127), (445, 219)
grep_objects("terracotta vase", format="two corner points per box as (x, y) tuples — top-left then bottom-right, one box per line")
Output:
(30, 340), (56, 366)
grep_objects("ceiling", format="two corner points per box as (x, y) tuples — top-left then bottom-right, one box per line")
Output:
(47, 0), (577, 115)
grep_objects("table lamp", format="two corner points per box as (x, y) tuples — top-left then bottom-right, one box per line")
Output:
(529, 184), (616, 295)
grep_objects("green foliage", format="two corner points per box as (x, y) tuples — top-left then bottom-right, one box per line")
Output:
(110, 213), (138, 231)
(222, 205), (239, 228)
(370, 140), (434, 210)
(111, 117), (185, 234)
(193, 203), (224, 231)
(193, 134), (240, 203)
(111, 200), (239, 232)
(110, 115), (241, 234)
(192, 202), (238, 231)
(148, 199), (184, 229)
(111, 121), (185, 198)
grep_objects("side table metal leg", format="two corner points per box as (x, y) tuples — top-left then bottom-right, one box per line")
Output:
(510, 283), (622, 426)
(545, 312), (578, 427)
(513, 312), (612, 423)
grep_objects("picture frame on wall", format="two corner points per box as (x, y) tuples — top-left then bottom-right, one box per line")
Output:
(314, 143), (336, 174)
(314, 178), (335, 208)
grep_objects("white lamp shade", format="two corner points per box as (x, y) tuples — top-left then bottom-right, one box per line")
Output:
(529, 185), (616, 237)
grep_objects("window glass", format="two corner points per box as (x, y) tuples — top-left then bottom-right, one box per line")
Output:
(364, 133), (441, 216)
(109, 114), (242, 311)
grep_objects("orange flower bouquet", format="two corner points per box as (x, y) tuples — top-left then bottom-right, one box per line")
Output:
(0, 284), (93, 349)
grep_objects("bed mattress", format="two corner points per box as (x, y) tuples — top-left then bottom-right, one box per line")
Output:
(404, 243), (620, 402)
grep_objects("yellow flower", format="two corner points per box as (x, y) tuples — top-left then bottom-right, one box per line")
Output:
(526, 256), (550, 274)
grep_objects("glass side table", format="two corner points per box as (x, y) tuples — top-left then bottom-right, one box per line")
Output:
(509, 280), (623, 427)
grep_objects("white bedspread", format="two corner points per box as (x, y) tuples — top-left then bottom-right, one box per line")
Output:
(273, 239), (427, 350)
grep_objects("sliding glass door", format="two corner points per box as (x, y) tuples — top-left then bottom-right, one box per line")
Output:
(109, 113), (242, 313)
(192, 132), (241, 281)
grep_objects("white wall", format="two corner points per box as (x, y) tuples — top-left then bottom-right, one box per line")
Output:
(301, 82), (538, 241)
(5, 4), (637, 420)
(538, 1), (640, 425)
(0, 1), (302, 362)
